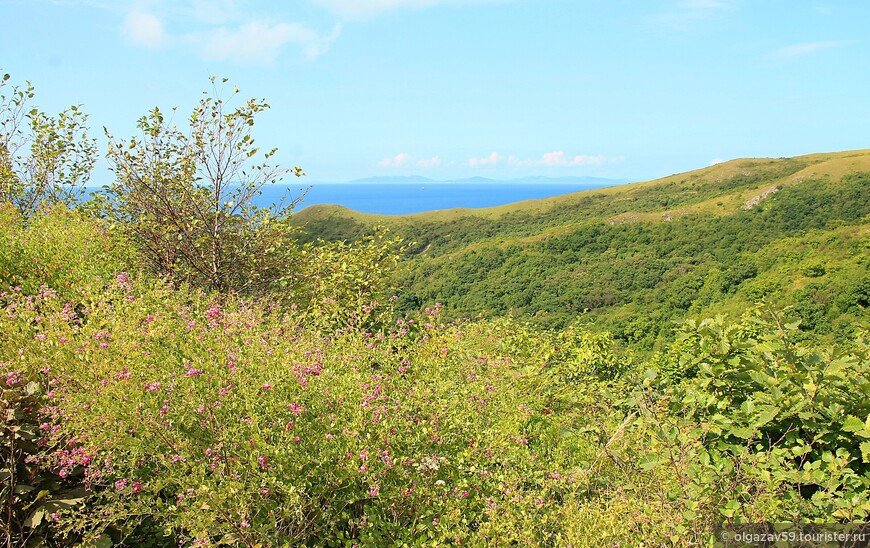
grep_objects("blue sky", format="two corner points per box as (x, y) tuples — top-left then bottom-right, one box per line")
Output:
(2, 0), (869, 183)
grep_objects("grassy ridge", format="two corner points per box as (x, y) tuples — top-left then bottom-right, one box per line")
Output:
(295, 150), (870, 343)
(295, 149), (870, 237)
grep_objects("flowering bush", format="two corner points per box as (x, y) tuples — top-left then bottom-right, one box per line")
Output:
(0, 208), (609, 545)
(3, 208), (868, 546)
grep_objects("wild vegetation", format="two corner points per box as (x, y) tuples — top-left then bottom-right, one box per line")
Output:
(1, 71), (869, 546)
(295, 151), (870, 350)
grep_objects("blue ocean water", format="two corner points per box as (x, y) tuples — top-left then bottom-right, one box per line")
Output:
(255, 182), (612, 215)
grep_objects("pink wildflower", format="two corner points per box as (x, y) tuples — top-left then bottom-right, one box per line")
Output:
(205, 305), (221, 321)
(115, 272), (131, 288)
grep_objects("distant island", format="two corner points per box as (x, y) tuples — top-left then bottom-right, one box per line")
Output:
(328, 175), (634, 185)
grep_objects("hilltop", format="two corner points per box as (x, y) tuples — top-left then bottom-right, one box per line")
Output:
(296, 149), (870, 233)
(295, 149), (870, 345)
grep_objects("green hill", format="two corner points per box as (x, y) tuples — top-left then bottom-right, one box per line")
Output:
(295, 150), (870, 346)
(3, 66), (868, 544)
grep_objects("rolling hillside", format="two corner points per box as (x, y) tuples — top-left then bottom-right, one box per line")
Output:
(295, 150), (870, 347)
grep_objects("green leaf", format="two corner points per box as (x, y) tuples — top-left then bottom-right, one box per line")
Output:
(90, 535), (114, 548)
(753, 406), (779, 428)
(24, 509), (44, 528)
(729, 426), (754, 439)
(861, 442), (870, 464)
(23, 489), (51, 510)
(842, 415), (866, 433)
(719, 500), (740, 518)
(15, 484), (34, 494)
(639, 454), (661, 471)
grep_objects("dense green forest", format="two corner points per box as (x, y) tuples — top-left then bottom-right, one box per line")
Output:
(2, 72), (869, 546)
(296, 152), (870, 350)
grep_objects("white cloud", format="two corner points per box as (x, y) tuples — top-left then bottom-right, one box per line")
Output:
(311, 0), (498, 18)
(508, 151), (609, 168)
(378, 152), (442, 168)
(122, 10), (167, 48)
(416, 155), (443, 168)
(769, 40), (845, 60)
(468, 151), (501, 167)
(378, 153), (413, 168)
(709, 157), (724, 166)
(118, 2), (339, 63)
(189, 21), (341, 63)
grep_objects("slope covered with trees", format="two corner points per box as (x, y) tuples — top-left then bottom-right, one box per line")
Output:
(296, 151), (870, 349)
(2, 71), (869, 545)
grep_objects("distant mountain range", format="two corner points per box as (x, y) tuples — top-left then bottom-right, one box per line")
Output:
(335, 175), (633, 185)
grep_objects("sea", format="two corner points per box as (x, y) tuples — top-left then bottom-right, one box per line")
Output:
(254, 182), (616, 216)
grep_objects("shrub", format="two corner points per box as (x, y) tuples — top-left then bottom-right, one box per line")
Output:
(651, 309), (870, 525)
(0, 275), (604, 545)
(0, 205), (135, 302)
(0, 71), (97, 215)
(103, 78), (305, 297)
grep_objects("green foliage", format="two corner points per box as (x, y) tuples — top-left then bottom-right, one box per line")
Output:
(2, 71), (870, 545)
(801, 262), (826, 278)
(0, 71), (97, 215)
(839, 277), (870, 314)
(1, 204), (868, 544)
(287, 228), (406, 329)
(374, 174), (870, 344)
(650, 309), (870, 523)
(0, 247), (603, 545)
(103, 77), (305, 296)
(0, 204), (135, 302)
(296, 156), (870, 352)
(1, 360), (87, 545)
